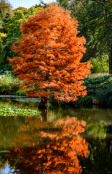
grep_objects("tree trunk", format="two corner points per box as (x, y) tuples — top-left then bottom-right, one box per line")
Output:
(38, 97), (47, 109)
(109, 45), (112, 74)
(38, 97), (47, 121)
(39, 108), (47, 121)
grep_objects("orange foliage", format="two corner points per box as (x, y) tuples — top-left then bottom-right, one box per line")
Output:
(9, 116), (89, 174)
(9, 4), (92, 102)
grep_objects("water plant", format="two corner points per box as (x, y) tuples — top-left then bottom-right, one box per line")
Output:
(0, 107), (40, 116)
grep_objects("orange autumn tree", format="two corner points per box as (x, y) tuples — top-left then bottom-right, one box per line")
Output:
(9, 4), (91, 108)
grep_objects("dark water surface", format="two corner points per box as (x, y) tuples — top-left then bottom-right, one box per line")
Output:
(0, 98), (112, 174)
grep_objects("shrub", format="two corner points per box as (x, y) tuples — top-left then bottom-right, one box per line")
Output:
(16, 88), (26, 96)
(84, 74), (112, 95)
(91, 54), (109, 73)
(95, 83), (112, 107)
(0, 72), (19, 94)
(84, 74), (112, 108)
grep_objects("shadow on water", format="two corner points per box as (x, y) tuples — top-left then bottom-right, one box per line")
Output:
(0, 97), (112, 173)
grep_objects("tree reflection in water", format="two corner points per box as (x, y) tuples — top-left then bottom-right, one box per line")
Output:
(8, 116), (89, 174)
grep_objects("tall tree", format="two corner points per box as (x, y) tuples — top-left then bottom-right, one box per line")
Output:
(0, 32), (6, 64)
(0, 0), (12, 32)
(9, 4), (91, 108)
(0, 0), (12, 66)
(1, 6), (41, 66)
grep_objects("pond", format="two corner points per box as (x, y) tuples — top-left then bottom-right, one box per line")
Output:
(0, 97), (112, 174)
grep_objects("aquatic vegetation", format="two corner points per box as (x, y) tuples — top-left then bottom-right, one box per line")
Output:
(0, 107), (40, 116)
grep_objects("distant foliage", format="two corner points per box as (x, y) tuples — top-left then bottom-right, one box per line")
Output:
(9, 4), (91, 102)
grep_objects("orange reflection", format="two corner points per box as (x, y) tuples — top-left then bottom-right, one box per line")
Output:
(9, 116), (89, 174)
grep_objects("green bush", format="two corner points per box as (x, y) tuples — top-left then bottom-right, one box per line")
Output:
(0, 72), (19, 94)
(95, 83), (112, 107)
(91, 54), (109, 73)
(84, 74), (112, 95)
(16, 88), (26, 96)
(76, 95), (93, 108)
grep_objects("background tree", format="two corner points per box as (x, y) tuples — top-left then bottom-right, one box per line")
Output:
(0, 0), (12, 33)
(9, 4), (91, 108)
(0, 0), (12, 67)
(0, 32), (6, 64)
(1, 5), (42, 67)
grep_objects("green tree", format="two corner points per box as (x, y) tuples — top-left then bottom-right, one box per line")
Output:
(2, 6), (42, 65)
(0, 41), (5, 64)
(0, 32), (6, 65)
(0, 0), (12, 32)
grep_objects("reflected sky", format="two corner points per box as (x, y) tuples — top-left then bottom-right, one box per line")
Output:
(0, 163), (19, 174)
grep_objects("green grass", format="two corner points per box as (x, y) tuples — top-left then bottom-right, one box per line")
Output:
(0, 107), (40, 116)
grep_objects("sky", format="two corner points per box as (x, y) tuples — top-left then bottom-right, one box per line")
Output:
(8, 0), (56, 9)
